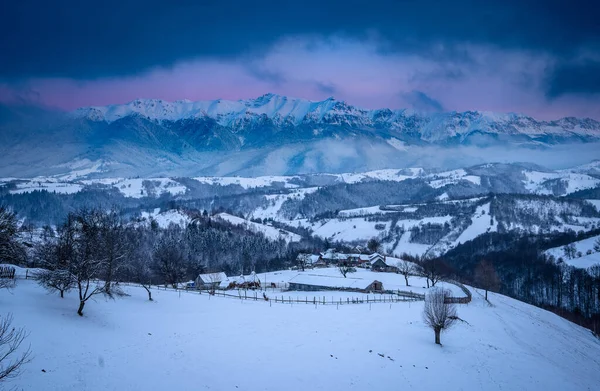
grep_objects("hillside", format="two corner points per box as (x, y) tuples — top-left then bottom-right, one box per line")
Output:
(2, 279), (599, 390)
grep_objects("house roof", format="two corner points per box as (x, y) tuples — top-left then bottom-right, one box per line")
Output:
(369, 253), (383, 260)
(197, 272), (227, 283)
(288, 273), (379, 290)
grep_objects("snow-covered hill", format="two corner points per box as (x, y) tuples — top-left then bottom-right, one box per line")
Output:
(2, 279), (599, 390)
(3, 162), (599, 199)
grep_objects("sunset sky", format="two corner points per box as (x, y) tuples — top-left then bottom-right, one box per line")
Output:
(1, 0), (599, 119)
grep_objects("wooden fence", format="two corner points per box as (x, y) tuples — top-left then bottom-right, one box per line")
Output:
(209, 290), (423, 305)
(442, 279), (472, 304)
(0, 266), (16, 279)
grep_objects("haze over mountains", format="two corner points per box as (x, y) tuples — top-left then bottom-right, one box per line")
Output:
(1, 94), (600, 178)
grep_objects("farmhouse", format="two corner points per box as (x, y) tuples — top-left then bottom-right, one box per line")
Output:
(288, 273), (384, 293)
(195, 272), (227, 289)
(320, 251), (350, 264)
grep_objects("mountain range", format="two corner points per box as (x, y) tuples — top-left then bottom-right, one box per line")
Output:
(1, 94), (599, 177)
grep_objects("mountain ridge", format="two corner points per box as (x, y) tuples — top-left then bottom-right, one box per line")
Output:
(2, 94), (600, 178)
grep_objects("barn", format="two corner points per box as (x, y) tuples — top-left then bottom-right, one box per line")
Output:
(288, 273), (384, 293)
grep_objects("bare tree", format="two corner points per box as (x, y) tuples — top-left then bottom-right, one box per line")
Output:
(152, 228), (188, 288)
(207, 272), (223, 295)
(338, 261), (355, 278)
(367, 238), (381, 253)
(0, 313), (31, 383)
(594, 237), (600, 253)
(296, 253), (310, 272)
(563, 243), (577, 260)
(97, 210), (129, 298)
(34, 269), (74, 298)
(127, 228), (155, 301)
(396, 260), (415, 286)
(419, 258), (449, 288)
(474, 259), (501, 301)
(422, 288), (457, 345)
(33, 240), (75, 298)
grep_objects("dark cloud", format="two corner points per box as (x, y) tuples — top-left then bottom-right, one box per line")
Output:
(314, 82), (336, 95)
(400, 90), (444, 112)
(546, 60), (600, 97)
(244, 65), (287, 85)
(1, 0), (599, 80)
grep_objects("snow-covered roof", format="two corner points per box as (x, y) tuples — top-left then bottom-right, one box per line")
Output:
(232, 272), (260, 284)
(309, 255), (322, 263)
(288, 273), (378, 290)
(321, 252), (349, 260)
(347, 253), (370, 260)
(197, 272), (227, 284)
(369, 253), (383, 261)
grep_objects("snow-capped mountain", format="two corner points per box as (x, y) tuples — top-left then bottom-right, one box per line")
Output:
(72, 93), (600, 143)
(1, 94), (600, 178)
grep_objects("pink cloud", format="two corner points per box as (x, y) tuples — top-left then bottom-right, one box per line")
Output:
(1, 36), (599, 120)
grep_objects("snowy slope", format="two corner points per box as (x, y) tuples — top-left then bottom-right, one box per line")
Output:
(454, 203), (497, 246)
(2, 280), (600, 391)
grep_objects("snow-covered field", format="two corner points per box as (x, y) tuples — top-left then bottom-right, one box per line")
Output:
(254, 267), (465, 297)
(2, 279), (600, 390)
(545, 235), (600, 268)
(216, 213), (302, 242)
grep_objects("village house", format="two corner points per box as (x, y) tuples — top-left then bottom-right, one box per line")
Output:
(195, 272), (228, 289)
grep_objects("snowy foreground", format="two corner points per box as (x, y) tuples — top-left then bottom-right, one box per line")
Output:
(2, 280), (600, 391)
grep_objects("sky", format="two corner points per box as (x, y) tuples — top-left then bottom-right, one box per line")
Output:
(0, 0), (599, 119)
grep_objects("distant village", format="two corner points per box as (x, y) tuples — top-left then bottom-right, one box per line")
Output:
(191, 249), (413, 295)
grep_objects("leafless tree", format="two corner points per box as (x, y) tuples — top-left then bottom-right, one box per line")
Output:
(127, 228), (155, 301)
(97, 210), (129, 298)
(0, 313), (31, 383)
(422, 288), (457, 345)
(367, 238), (381, 253)
(419, 258), (448, 288)
(594, 237), (600, 253)
(296, 253), (310, 272)
(474, 259), (501, 301)
(207, 272), (223, 294)
(34, 269), (74, 298)
(33, 239), (75, 298)
(0, 277), (14, 290)
(396, 260), (415, 286)
(338, 261), (355, 278)
(563, 243), (577, 260)
(152, 228), (188, 288)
